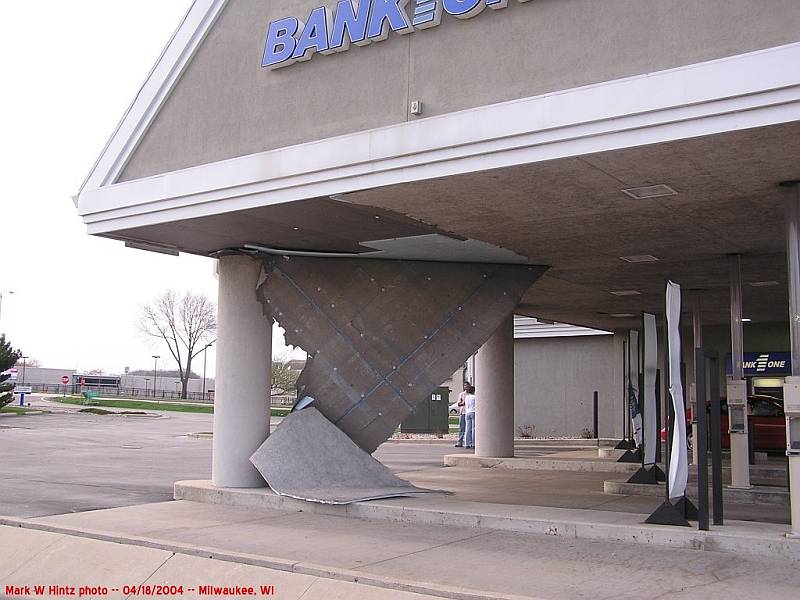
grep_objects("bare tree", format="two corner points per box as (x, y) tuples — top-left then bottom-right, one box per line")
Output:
(15, 357), (41, 368)
(138, 291), (216, 398)
(271, 354), (300, 395)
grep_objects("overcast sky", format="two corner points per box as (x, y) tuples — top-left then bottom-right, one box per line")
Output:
(1, 2), (301, 376)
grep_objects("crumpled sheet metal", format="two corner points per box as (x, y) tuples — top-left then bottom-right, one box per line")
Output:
(256, 255), (544, 454)
(250, 407), (440, 504)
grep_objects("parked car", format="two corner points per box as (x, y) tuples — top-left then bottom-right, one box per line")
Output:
(660, 394), (785, 452)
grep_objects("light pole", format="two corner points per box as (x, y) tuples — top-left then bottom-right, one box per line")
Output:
(21, 356), (29, 384)
(202, 342), (214, 401)
(0, 290), (14, 335)
(152, 355), (160, 397)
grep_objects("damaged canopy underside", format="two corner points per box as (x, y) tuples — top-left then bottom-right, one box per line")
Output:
(256, 255), (545, 453)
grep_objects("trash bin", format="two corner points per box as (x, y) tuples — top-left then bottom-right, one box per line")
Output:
(401, 387), (450, 434)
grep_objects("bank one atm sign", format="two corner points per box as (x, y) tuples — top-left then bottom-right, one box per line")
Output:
(725, 352), (792, 376)
(263, 0), (530, 70)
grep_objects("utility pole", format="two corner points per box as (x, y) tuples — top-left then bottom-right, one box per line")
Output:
(21, 356), (29, 384)
(202, 342), (214, 401)
(152, 355), (160, 398)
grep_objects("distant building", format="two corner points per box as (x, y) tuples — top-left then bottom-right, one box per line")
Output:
(19, 367), (215, 398)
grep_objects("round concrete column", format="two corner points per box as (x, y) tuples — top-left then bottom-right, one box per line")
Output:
(212, 255), (272, 488)
(475, 314), (515, 458)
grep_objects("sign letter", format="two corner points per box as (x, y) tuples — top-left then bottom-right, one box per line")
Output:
(292, 7), (332, 60)
(263, 17), (301, 69)
(443, 0), (485, 19)
(330, 0), (372, 52)
(367, 0), (413, 41)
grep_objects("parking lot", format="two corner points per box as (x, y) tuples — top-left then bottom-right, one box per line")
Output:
(2, 398), (789, 525)
(0, 400), (522, 518)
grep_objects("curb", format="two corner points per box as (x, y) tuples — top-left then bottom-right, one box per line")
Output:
(385, 438), (603, 446)
(442, 454), (640, 473)
(0, 411), (44, 417)
(604, 480), (790, 507)
(173, 481), (799, 559)
(0, 518), (537, 600)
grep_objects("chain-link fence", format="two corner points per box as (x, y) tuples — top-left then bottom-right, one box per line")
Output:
(27, 383), (297, 407)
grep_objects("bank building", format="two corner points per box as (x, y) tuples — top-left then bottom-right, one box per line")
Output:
(75, 0), (800, 532)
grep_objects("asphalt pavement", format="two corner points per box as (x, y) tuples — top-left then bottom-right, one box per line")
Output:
(0, 402), (212, 517)
(1, 397), (567, 518)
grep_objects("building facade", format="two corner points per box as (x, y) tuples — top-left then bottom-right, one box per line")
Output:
(73, 0), (800, 526)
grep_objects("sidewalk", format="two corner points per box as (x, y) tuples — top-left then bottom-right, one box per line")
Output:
(2, 498), (798, 600)
(0, 523), (460, 600)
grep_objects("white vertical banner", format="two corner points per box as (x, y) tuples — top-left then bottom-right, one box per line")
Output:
(642, 313), (658, 467)
(628, 330), (643, 447)
(666, 281), (689, 500)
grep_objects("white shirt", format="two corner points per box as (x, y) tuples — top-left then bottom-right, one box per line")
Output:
(464, 393), (476, 414)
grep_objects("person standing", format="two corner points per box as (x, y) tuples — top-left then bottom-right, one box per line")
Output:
(454, 381), (470, 447)
(464, 385), (476, 449)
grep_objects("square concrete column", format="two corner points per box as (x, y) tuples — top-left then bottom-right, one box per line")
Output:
(212, 255), (272, 488)
(475, 314), (515, 458)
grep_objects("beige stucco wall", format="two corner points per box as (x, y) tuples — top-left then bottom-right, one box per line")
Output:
(514, 334), (618, 438)
(119, 0), (800, 181)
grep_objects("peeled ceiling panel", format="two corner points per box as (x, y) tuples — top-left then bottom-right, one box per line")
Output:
(250, 408), (439, 504)
(257, 256), (545, 453)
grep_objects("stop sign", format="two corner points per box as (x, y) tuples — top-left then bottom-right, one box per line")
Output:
(61, 376), (70, 385)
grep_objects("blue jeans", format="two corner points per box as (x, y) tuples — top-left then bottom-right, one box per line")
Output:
(457, 414), (466, 445)
(465, 412), (475, 448)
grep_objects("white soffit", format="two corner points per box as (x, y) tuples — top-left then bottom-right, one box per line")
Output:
(514, 316), (611, 339)
(246, 234), (530, 264)
(360, 234), (529, 263)
(78, 40), (800, 234)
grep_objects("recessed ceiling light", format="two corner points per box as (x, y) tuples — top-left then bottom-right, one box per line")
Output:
(292, 226), (300, 231)
(622, 184), (677, 200)
(620, 255), (660, 263)
(609, 313), (635, 318)
(748, 281), (780, 287)
(610, 290), (641, 296)
(741, 318), (752, 323)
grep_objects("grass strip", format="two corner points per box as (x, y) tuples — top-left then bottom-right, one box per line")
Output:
(54, 397), (291, 417)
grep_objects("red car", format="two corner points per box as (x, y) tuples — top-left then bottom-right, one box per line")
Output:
(660, 395), (786, 452)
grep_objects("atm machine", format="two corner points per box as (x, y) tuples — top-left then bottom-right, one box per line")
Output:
(727, 378), (750, 489)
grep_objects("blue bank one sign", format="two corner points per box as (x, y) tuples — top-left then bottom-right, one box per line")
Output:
(725, 352), (792, 376)
(263, 0), (531, 70)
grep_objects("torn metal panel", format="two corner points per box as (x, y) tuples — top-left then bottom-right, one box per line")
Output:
(256, 256), (545, 453)
(250, 408), (440, 504)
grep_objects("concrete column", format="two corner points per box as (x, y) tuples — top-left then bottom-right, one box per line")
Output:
(728, 254), (751, 489)
(691, 297), (703, 466)
(212, 255), (272, 488)
(611, 329), (628, 440)
(783, 180), (800, 537)
(475, 314), (515, 458)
